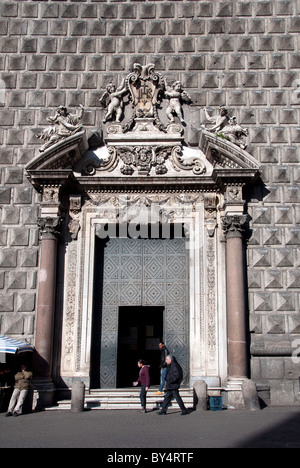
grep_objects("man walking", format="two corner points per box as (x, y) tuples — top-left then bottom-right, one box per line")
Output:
(157, 355), (189, 415)
(155, 341), (169, 396)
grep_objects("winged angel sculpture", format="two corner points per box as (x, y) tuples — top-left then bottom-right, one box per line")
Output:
(99, 63), (191, 128)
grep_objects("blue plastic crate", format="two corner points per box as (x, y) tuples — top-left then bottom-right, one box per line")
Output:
(209, 396), (222, 411)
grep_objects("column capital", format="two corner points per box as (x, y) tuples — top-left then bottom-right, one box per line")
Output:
(222, 214), (249, 240)
(38, 216), (61, 240)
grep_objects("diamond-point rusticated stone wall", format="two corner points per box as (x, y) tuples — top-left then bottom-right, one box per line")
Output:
(1, 0), (300, 405)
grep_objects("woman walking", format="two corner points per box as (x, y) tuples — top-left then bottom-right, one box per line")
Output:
(133, 359), (150, 413)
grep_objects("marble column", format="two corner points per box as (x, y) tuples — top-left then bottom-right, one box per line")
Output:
(223, 214), (249, 380)
(34, 217), (60, 407)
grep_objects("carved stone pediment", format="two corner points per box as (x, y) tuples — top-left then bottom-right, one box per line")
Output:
(199, 129), (261, 184)
(26, 130), (88, 189)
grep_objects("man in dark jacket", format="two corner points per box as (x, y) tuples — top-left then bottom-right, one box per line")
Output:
(155, 341), (169, 395)
(157, 355), (188, 415)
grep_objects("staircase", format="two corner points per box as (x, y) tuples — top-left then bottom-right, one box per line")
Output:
(49, 388), (195, 411)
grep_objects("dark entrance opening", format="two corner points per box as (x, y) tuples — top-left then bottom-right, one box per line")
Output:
(117, 306), (163, 388)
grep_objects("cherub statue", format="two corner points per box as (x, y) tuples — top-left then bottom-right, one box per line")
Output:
(203, 106), (229, 133)
(37, 105), (84, 152)
(99, 79), (128, 123)
(164, 78), (191, 124)
(222, 116), (249, 149)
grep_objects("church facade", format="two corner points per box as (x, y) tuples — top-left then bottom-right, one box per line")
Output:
(0, 0), (300, 407)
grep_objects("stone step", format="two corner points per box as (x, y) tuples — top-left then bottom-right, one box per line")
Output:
(47, 388), (195, 411)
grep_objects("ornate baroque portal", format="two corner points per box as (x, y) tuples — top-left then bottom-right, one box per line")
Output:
(25, 63), (261, 405)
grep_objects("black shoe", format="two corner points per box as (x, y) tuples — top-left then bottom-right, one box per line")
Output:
(5, 412), (12, 417)
(157, 411), (166, 415)
(181, 410), (189, 415)
(13, 412), (19, 417)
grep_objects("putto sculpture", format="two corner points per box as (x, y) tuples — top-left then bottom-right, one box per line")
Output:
(37, 105), (84, 152)
(99, 62), (191, 132)
(203, 106), (248, 150)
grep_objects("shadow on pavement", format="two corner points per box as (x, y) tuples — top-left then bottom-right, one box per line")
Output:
(234, 411), (300, 448)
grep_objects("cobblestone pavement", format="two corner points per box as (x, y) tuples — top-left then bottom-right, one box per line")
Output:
(1, 406), (300, 450)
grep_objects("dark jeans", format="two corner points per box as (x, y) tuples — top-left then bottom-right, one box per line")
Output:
(161, 388), (187, 413)
(140, 385), (147, 408)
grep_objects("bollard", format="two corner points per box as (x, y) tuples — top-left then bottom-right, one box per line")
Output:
(71, 380), (85, 412)
(193, 380), (208, 411)
(242, 379), (261, 411)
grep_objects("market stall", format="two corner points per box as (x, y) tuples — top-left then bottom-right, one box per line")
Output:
(0, 335), (34, 412)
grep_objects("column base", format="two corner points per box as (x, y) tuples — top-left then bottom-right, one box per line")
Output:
(33, 379), (56, 410)
(224, 377), (248, 408)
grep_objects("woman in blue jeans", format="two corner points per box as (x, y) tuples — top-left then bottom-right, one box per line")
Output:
(134, 359), (150, 413)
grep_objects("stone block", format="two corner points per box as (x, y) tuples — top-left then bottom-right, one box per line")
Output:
(40, 38), (58, 54)
(50, 21), (68, 36)
(49, 56), (67, 71)
(7, 91), (26, 108)
(89, 22), (106, 36)
(61, 4), (78, 18)
(10, 20), (28, 36)
(228, 54), (246, 69)
(149, 21), (166, 36)
(20, 73), (37, 89)
(253, 292), (273, 311)
(60, 73), (78, 89)
(282, 146), (299, 163)
(196, 2), (213, 17)
(18, 248), (38, 268)
(266, 316), (285, 334)
(265, 270), (284, 289)
(88, 56), (106, 72)
(118, 38), (135, 54)
(30, 21), (48, 36)
(0, 294), (14, 312)
(14, 187), (32, 204)
(0, 271), (4, 289)
(0, 38), (18, 54)
(10, 227), (30, 246)
(7, 271), (27, 289)
(81, 5), (97, 19)
(129, 21), (146, 36)
(140, 4), (156, 19)
(28, 55), (47, 71)
(40, 73), (57, 90)
(41, 4), (59, 18)
(287, 271), (300, 289)
(158, 3), (175, 18)
(0, 149), (14, 164)
(252, 248), (272, 268)
(275, 248), (294, 267)
(80, 38), (96, 54)
(20, 38), (37, 54)
(4, 168), (23, 185)
(208, 19), (225, 34)
(68, 56), (86, 71)
(263, 227), (282, 246)
(8, 55), (26, 71)
(99, 38), (116, 54)
(0, 188), (11, 205)
(0, 229), (8, 246)
(71, 21), (87, 37)
(0, 2), (18, 17)
(138, 38), (155, 54)
(276, 292), (295, 312)
(286, 228), (300, 246)
(21, 4), (38, 18)
(16, 293), (36, 312)
(108, 21), (125, 36)
(0, 248), (17, 267)
(99, 4), (118, 19)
